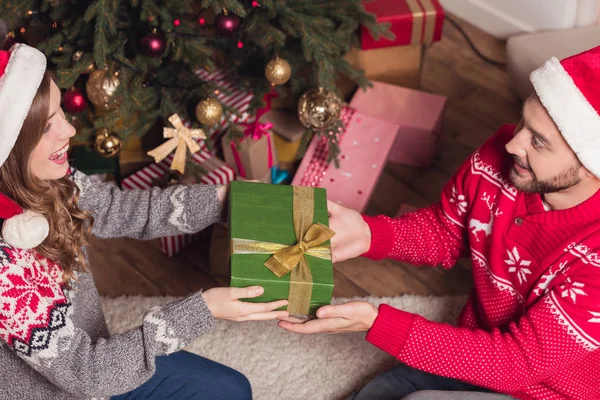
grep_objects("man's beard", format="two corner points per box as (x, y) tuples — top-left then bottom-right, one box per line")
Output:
(509, 158), (582, 194)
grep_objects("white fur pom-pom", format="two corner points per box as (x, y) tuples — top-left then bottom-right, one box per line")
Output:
(2, 210), (49, 249)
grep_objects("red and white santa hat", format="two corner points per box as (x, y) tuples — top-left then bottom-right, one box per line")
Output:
(530, 45), (600, 177)
(0, 43), (49, 249)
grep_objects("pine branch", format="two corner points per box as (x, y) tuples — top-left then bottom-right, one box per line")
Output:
(14, 0), (393, 167)
(0, 1), (36, 27)
(201, 0), (247, 17)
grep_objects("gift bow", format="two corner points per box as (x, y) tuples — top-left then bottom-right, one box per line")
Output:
(233, 222), (334, 279)
(147, 114), (206, 174)
(231, 186), (335, 315)
(230, 92), (277, 178)
(243, 121), (273, 140)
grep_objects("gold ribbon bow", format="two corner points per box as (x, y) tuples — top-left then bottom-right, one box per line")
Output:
(231, 186), (335, 315)
(263, 223), (334, 278)
(147, 114), (206, 174)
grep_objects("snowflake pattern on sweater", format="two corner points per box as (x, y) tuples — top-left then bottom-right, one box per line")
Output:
(0, 245), (72, 362)
(0, 170), (220, 399)
(363, 125), (600, 400)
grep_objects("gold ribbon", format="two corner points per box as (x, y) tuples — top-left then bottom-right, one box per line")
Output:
(231, 238), (332, 264)
(406, 0), (438, 44)
(231, 186), (335, 315)
(147, 114), (206, 174)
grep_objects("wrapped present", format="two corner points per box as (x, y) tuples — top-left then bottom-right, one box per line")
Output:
(195, 69), (254, 149)
(222, 128), (275, 182)
(121, 149), (234, 257)
(118, 135), (153, 177)
(350, 80), (446, 167)
(69, 145), (120, 177)
(260, 109), (305, 165)
(361, 0), (444, 50)
(229, 181), (335, 316)
(340, 45), (423, 93)
(292, 107), (397, 212)
(222, 94), (278, 182)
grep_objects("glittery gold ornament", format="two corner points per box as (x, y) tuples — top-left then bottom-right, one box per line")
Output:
(195, 98), (223, 126)
(72, 50), (96, 74)
(297, 87), (342, 130)
(94, 129), (123, 157)
(265, 56), (292, 86)
(85, 65), (122, 110)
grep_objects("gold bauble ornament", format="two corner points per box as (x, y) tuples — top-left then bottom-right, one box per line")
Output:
(195, 98), (223, 126)
(93, 129), (123, 158)
(265, 56), (292, 86)
(85, 66), (122, 110)
(297, 87), (342, 130)
(72, 50), (96, 74)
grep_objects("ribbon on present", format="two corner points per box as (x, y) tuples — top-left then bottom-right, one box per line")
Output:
(229, 92), (276, 178)
(147, 114), (207, 174)
(231, 186), (335, 315)
(406, 0), (439, 45)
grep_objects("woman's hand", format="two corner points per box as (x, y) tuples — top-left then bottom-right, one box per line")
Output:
(327, 201), (372, 263)
(216, 185), (228, 209)
(202, 286), (289, 322)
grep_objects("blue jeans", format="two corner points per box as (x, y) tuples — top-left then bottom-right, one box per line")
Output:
(111, 350), (251, 400)
(348, 363), (514, 400)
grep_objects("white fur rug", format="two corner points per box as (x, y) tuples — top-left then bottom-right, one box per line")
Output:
(101, 295), (467, 400)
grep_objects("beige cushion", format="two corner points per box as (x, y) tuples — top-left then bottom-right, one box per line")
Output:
(506, 26), (600, 99)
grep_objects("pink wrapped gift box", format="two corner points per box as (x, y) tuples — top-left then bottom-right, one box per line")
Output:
(292, 107), (397, 212)
(121, 149), (234, 257)
(350, 81), (446, 168)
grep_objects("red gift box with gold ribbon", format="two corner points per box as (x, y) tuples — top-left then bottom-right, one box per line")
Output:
(361, 0), (444, 50)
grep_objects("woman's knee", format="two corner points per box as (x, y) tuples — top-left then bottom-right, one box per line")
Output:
(226, 368), (252, 399)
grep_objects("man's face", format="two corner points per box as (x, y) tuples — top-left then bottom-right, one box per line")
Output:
(505, 95), (583, 194)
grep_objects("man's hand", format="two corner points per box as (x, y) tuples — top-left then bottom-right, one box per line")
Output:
(277, 301), (378, 334)
(327, 201), (372, 263)
(202, 286), (289, 322)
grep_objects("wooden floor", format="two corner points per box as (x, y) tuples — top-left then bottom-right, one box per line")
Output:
(88, 16), (523, 299)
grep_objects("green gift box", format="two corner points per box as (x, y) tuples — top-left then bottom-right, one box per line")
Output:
(229, 181), (335, 316)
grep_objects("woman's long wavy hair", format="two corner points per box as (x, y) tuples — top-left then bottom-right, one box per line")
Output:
(0, 73), (94, 286)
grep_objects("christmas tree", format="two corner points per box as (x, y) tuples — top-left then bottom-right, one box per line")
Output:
(1, 0), (391, 162)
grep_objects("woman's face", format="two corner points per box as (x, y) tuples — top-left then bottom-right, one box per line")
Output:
(29, 80), (76, 180)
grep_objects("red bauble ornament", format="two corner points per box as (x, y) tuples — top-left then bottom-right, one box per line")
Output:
(62, 87), (87, 114)
(215, 12), (241, 34)
(141, 32), (166, 57)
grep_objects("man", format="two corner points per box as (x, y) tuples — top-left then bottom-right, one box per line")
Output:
(279, 46), (600, 400)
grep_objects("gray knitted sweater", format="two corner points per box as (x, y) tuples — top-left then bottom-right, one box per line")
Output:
(0, 170), (220, 399)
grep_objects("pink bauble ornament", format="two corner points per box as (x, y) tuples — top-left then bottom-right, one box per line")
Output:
(141, 32), (166, 57)
(215, 12), (241, 34)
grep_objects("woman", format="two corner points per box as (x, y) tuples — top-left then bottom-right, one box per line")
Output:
(0, 44), (288, 399)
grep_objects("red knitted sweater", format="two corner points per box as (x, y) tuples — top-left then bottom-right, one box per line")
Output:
(362, 125), (600, 400)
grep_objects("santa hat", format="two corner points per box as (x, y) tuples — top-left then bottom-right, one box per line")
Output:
(530, 45), (600, 177)
(0, 194), (49, 249)
(0, 44), (49, 249)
